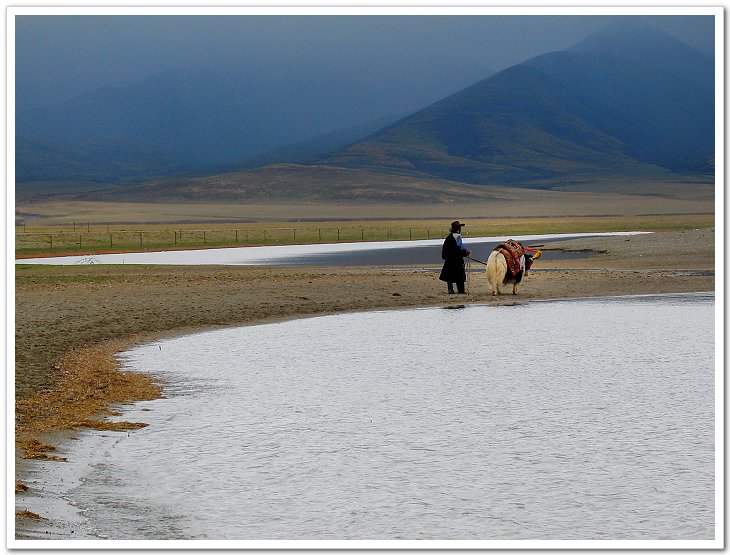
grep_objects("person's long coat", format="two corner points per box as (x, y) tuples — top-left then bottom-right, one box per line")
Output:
(439, 233), (468, 283)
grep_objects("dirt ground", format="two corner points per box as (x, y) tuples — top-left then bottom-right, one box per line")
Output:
(14, 228), (715, 454)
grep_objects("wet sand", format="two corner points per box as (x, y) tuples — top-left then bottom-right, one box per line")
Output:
(14, 228), (716, 535)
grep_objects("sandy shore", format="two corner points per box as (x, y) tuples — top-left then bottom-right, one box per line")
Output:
(14, 228), (715, 530)
(15, 228), (715, 399)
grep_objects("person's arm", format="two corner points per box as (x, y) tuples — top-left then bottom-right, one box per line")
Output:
(456, 234), (471, 256)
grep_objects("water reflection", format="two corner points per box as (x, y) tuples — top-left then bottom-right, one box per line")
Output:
(16, 232), (647, 266)
(18, 293), (715, 543)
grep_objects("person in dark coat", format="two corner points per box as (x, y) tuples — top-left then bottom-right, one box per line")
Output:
(439, 220), (471, 294)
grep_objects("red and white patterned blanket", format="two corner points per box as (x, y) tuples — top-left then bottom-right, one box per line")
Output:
(495, 239), (526, 277)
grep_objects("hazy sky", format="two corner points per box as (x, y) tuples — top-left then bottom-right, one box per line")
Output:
(14, 13), (714, 111)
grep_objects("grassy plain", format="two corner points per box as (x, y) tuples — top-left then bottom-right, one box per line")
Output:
(15, 175), (714, 257)
(15, 213), (714, 258)
(15, 176), (714, 224)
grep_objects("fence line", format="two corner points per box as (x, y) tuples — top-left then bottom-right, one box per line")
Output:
(15, 226), (449, 254)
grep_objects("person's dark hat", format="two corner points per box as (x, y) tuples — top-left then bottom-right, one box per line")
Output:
(450, 220), (466, 232)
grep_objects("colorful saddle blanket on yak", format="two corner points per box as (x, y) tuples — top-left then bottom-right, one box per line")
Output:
(495, 239), (526, 277)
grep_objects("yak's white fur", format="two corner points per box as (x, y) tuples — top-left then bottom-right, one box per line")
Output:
(486, 250), (518, 295)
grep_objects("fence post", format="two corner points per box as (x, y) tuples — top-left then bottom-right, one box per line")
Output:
(203, 231), (207, 244)
(361, 228), (364, 241)
(235, 230), (238, 243)
(174, 231), (178, 245)
(110, 233), (113, 249)
(79, 234), (82, 250)
(409, 228), (412, 240)
(49, 235), (53, 251)
(139, 232), (143, 247)
(337, 228), (340, 241)
(293, 228), (296, 242)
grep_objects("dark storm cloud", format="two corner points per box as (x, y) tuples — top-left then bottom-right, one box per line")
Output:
(14, 14), (714, 111)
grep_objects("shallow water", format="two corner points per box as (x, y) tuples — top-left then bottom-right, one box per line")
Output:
(15, 231), (647, 266)
(16, 293), (715, 543)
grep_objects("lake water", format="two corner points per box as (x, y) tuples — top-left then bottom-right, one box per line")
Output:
(15, 231), (647, 266)
(16, 293), (715, 546)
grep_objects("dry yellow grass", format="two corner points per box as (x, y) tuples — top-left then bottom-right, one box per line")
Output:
(15, 341), (162, 460)
(16, 510), (44, 521)
(18, 439), (66, 462)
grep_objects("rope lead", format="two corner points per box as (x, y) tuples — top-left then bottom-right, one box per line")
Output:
(465, 256), (471, 295)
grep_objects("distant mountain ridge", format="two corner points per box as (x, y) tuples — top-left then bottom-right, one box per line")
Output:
(16, 19), (714, 202)
(313, 20), (714, 187)
(16, 55), (493, 183)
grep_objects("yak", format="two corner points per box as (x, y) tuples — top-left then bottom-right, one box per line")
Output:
(486, 240), (541, 295)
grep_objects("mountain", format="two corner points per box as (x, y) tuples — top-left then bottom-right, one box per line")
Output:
(313, 20), (714, 188)
(15, 136), (187, 183)
(231, 113), (407, 171)
(16, 19), (714, 203)
(16, 56), (493, 183)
